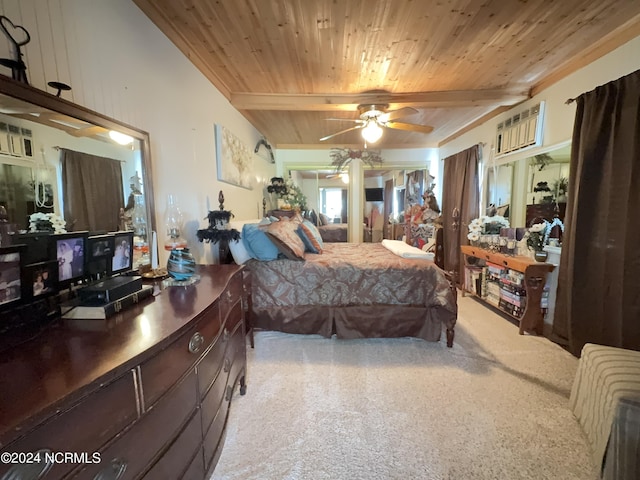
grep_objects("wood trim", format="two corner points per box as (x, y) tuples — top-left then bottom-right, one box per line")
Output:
(438, 106), (512, 147)
(231, 88), (529, 112)
(530, 13), (640, 97)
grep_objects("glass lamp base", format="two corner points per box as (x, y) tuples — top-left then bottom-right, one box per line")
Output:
(162, 274), (200, 288)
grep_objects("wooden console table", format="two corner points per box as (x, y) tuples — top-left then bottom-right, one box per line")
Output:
(460, 245), (554, 335)
(0, 265), (246, 480)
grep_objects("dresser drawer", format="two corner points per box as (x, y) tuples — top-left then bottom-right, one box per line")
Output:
(203, 396), (230, 472)
(141, 303), (220, 408)
(219, 272), (242, 326)
(72, 371), (198, 480)
(0, 372), (137, 479)
(200, 361), (229, 432)
(182, 446), (205, 480)
(227, 324), (247, 393)
(197, 328), (229, 400)
(141, 409), (203, 480)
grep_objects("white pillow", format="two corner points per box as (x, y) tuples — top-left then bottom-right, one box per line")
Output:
(229, 238), (252, 264)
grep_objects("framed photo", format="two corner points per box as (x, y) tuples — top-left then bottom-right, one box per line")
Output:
(215, 124), (253, 190)
(0, 245), (25, 311)
(110, 231), (134, 275)
(23, 260), (58, 300)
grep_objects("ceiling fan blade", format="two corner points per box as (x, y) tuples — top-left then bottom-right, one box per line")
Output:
(385, 121), (433, 134)
(319, 125), (363, 141)
(325, 118), (363, 123)
(379, 106), (419, 122)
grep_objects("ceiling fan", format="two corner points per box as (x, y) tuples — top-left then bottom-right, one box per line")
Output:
(320, 104), (434, 143)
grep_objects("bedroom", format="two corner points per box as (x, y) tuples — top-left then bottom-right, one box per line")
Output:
(0, 1), (639, 479)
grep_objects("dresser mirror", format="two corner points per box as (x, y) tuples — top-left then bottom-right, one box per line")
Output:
(484, 141), (571, 228)
(0, 76), (155, 248)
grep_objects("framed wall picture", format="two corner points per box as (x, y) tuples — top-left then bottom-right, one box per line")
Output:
(215, 124), (253, 190)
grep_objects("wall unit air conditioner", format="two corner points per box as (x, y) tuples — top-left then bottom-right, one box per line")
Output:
(7, 124), (22, 156)
(0, 122), (10, 154)
(0, 122), (35, 158)
(21, 128), (33, 158)
(495, 101), (544, 156)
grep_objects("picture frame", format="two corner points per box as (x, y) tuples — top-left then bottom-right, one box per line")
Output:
(215, 124), (253, 190)
(110, 231), (134, 275)
(0, 245), (25, 311)
(23, 259), (58, 301)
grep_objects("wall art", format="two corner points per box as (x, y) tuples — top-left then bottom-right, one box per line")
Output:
(215, 124), (253, 190)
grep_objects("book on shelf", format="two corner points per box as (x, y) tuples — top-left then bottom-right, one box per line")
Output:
(61, 285), (154, 319)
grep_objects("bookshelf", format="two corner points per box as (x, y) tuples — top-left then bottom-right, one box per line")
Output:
(460, 245), (554, 335)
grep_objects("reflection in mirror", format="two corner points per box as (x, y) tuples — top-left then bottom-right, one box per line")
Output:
(286, 168), (350, 242)
(485, 163), (513, 219)
(524, 144), (570, 226)
(0, 77), (154, 268)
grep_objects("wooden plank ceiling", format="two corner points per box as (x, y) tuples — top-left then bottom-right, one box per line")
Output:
(133, 0), (640, 149)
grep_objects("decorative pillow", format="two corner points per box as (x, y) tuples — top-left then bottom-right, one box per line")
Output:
(319, 213), (330, 226)
(296, 226), (319, 254)
(308, 209), (318, 226)
(300, 220), (324, 253)
(229, 238), (252, 264)
(265, 220), (305, 260)
(241, 223), (279, 261)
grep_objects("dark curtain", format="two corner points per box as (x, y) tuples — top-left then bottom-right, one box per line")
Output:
(553, 69), (640, 355)
(340, 188), (348, 223)
(61, 149), (124, 232)
(383, 179), (393, 236)
(442, 145), (480, 281)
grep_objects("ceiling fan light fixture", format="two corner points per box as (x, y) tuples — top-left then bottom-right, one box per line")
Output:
(361, 120), (383, 143)
(109, 130), (134, 145)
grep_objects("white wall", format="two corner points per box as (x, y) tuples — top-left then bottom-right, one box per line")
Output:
(0, 0), (276, 264)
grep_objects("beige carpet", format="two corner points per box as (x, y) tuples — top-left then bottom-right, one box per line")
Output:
(211, 294), (599, 480)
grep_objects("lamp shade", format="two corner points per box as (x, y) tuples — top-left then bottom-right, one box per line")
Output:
(361, 121), (383, 143)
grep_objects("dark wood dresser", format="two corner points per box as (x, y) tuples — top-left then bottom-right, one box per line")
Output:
(0, 265), (247, 480)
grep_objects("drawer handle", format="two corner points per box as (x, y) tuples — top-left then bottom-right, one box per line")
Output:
(225, 385), (233, 402)
(223, 357), (231, 373)
(3, 449), (53, 479)
(93, 458), (127, 480)
(188, 332), (205, 354)
(503, 261), (508, 266)
(223, 328), (229, 342)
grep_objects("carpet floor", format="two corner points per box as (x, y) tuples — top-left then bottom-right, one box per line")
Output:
(211, 294), (599, 480)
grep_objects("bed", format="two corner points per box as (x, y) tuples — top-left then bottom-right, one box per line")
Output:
(318, 222), (348, 242)
(245, 242), (457, 346)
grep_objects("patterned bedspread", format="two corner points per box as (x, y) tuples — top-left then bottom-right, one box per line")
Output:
(318, 223), (348, 242)
(246, 242), (457, 343)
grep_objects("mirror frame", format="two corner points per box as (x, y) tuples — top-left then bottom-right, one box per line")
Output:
(0, 75), (155, 235)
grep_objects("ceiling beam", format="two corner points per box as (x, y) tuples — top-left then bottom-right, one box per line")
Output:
(231, 88), (530, 112)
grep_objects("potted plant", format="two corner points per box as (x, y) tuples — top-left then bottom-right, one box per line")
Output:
(553, 177), (569, 202)
(526, 221), (549, 262)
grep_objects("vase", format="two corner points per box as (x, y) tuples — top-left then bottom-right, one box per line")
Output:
(534, 250), (548, 262)
(167, 248), (196, 280)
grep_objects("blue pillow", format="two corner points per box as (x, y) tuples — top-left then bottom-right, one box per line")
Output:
(296, 225), (319, 254)
(242, 224), (279, 261)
